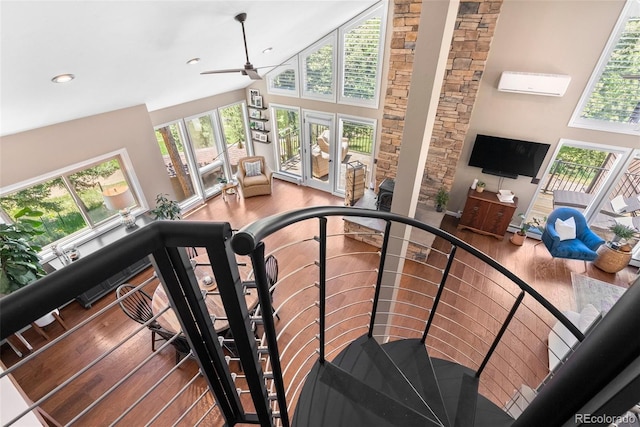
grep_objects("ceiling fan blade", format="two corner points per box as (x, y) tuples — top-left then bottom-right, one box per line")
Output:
(200, 13), (264, 80)
(245, 69), (262, 80)
(200, 68), (245, 75)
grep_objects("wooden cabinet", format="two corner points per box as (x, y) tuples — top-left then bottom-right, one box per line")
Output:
(458, 189), (517, 240)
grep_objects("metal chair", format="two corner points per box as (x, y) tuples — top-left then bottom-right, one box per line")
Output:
(116, 284), (190, 363)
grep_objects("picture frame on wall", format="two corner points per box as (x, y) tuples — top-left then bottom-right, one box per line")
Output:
(253, 95), (263, 108)
(253, 131), (268, 142)
(254, 121), (264, 131)
(250, 89), (259, 105)
(249, 109), (261, 119)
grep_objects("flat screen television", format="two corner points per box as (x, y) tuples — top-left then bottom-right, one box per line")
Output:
(468, 134), (550, 179)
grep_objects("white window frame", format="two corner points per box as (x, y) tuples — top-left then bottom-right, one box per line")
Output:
(300, 33), (337, 102)
(569, 0), (640, 136)
(338, 115), (377, 190)
(267, 57), (300, 98)
(338, 2), (387, 109)
(0, 149), (146, 258)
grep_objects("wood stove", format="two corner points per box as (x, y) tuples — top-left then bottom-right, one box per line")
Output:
(376, 178), (395, 212)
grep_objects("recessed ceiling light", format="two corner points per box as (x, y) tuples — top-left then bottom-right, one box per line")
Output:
(262, 47), (273, 54)
(186, 58), (201, 65)
(51, 74), (75, 83)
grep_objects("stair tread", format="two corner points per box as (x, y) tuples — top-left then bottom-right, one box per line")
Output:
(454, 373), (479, 427)
(292, 360), (441, 426)
(381, 338), (452, 427)
(330, 335), (442, 423)
(431, 358), (514, 427)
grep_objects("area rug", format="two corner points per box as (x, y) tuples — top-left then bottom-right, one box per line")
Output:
(571, 272), (627, 314)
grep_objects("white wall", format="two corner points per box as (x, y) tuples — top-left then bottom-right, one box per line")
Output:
(0, 105), (172, 207)
(450, 0), (636, 220)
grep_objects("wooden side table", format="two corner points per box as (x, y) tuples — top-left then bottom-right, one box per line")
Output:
(222, 181), (240, 202)
(593, 243), (632, 273)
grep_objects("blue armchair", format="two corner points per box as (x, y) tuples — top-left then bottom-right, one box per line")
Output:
(541, 207), (605, 261)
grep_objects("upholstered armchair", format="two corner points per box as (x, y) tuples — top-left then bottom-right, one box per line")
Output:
(541, 207), (605, 261)
(236, 156), (273, 198)
(318, 130), (349, 162)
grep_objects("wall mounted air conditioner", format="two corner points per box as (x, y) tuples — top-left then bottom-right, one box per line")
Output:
(498, 71), (571, 97)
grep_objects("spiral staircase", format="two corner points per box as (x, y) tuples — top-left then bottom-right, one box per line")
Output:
(292, 335), (513, 426)
(1, 206), (639, 426)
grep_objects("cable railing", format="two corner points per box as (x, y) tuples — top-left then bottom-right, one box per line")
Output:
(230, 206), (598, 425)
(2, 209), (638, 426)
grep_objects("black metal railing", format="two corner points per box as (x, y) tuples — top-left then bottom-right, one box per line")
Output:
(543, 158), (640, 199)
(2, 208), (639, 426)
(231, 206), (640, 426)
(0, 221), (275, 426)
(278, 129), (300, 166)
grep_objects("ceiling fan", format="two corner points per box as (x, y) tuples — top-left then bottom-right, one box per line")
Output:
(201, 13), (271, 80)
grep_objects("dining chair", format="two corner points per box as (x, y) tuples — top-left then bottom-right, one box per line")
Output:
(116, 284), (164, 349)
(265, 255), (280, 320)
(116, 284), (190, 363)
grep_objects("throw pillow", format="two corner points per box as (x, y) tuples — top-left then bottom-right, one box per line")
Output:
(245, 161), (262, 177)
(555, 216), (576, 241)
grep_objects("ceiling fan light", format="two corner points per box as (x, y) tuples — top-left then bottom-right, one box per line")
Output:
(186, 57), (201, 65)
(51, 73), (75, 83)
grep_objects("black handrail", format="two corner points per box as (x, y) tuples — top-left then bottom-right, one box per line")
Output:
(0, 220), (274, 427)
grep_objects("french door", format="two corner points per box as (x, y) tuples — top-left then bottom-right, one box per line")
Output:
(302, 112), (334, 192)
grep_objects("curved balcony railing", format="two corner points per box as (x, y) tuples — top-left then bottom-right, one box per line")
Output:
(231, 206), (637, 426)
(1, 208), (638, 426)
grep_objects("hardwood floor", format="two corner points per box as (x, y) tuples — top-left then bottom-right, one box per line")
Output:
(2, 179), (637, 425)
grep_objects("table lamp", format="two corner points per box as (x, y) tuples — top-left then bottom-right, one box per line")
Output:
(103, 186), (137, 229)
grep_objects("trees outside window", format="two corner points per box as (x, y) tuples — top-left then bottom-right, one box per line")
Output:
(0, 155), (138, 248)
(571, 0), (640, 134)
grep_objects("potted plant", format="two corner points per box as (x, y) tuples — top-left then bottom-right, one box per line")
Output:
(510, 214), (545, 246)
(435, 187), (449, 212)
(0, 207), (46, 296)
(608, 222), (637, 251)
(150, 193), (181, 220)
(475, 181), (486, 193)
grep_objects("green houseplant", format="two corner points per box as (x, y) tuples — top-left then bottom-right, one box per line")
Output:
(475, 181), (486, 193)
(510, 214), (545, 246)
(608, 222), (637, 249)
(0, 207), (46, 295)
(435, 187), (449, 212)
(150, 193), (182, 220)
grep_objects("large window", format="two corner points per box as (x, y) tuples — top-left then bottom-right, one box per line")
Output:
(571, 0), (640, 135)
(267, 58), (299, 97)
(301, 35), (336, 101)
(0, 152), (140, 248)
(266, 2), (386, 108)
(339, 6), (384, 106)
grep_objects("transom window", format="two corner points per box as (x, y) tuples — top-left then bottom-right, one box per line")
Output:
(570, 0), (640, 135)
(301, 35), (336, 101)
(266, 2), (386, 109)
(0, 152), (141, 249)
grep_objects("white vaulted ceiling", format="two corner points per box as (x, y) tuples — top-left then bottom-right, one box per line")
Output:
(0, 0), (379, 136)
